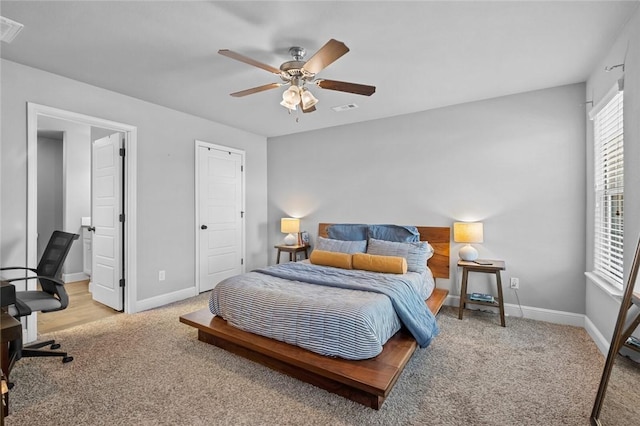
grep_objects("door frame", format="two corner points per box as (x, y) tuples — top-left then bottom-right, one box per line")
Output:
(194, 140), (246, 293)
(27, 103), (138, 341)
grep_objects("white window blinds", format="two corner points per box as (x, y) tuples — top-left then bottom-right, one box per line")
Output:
(593, 89), (624, 286)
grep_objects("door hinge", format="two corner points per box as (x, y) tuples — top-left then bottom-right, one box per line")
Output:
(241, 258), (244, 265)
(119, 278), (125, 288)
(119, 213), (125, 222)
(241, 165), (244, 172)
(240, 211), (244, 218)
(120, 148), (125, 157)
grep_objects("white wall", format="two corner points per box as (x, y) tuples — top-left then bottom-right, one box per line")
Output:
(0, 59), (269, 307)
(267, 83), (586, 315)
(585, 6), (640, 350)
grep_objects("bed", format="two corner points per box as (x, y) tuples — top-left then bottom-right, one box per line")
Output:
(180, 223), (450, 409)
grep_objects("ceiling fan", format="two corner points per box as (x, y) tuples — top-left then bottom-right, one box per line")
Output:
(219, 39), (376, 113)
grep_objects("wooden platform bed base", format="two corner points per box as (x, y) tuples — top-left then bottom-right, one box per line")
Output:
(180, 288), (448, 410)
(180, 224), (451, 409)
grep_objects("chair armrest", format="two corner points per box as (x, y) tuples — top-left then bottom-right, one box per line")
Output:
(13, 297), (32, 317)
(3, 275), (64, 286)
(35, 276), (69, 312)
(6, 275), (68, 312)
(0, 267), (38, 274)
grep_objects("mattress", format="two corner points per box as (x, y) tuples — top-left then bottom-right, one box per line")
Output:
(209, 262), (435, 360)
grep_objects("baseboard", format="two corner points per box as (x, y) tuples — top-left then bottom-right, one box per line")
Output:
(584, 315), (609, 355)
(135, 286), (198, 313)
(62, 272), (89, 283)
(444, 295), (585, 327)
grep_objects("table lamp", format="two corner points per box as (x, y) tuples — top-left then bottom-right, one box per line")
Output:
(453, 222), (483, 261)
(281, 218), (300, 246)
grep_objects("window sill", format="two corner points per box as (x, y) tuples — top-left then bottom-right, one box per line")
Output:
(585, 271), (624, 301)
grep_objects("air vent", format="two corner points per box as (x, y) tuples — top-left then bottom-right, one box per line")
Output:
(0, 16), (24, 43)
(331, 103), (359, 112)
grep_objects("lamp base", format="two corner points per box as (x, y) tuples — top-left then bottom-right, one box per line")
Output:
(284, 233), (297, 246)
(459, 244), (479, 261)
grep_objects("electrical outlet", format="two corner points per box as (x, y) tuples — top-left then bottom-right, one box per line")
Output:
(159, 270), (166, 281)
(510, 277), (519, 289)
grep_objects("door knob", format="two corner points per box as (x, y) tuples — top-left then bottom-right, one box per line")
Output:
(201, 225), (208, 230)
(88, 226), (96, 232)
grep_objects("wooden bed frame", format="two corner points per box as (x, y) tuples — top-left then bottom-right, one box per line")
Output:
(180, 224), (450, 409)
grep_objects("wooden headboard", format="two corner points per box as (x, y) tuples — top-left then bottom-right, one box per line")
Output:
(318, 223), (450, 279)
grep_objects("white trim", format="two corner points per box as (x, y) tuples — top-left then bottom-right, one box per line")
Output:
(588, 78), (624, 120)
(27, 103), (138, 341)
(444, 295), (585, 327)
(135, 286), (198, 312)
(585, 271), (623, 301)
(585, 315), (610, 356)
(194, 140), (246, 294)
(62, 272), (89, 283)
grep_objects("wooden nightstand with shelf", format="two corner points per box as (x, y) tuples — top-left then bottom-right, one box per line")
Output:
(457, 259), (506, 327)
(274, 244), (309, 264)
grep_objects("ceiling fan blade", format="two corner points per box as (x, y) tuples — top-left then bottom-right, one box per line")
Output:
(316, 79), (376, 96)
(218, 49), (282, 75)
(302, 39), (350, 75)
(230, 83), (282, 97)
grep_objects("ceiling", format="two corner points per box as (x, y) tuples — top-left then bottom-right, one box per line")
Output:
(1, 1), (638, 138)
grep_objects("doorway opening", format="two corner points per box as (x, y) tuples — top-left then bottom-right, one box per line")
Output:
(27, 103), (138, 341)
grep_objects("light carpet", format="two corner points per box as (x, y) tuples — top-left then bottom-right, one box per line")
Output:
(4, 293), (612, 425)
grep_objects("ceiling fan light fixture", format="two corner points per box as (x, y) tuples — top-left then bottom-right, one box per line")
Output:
(280, 98), (297, 110)
(301, 89), (318, 109)
(282, 86), (301, 104)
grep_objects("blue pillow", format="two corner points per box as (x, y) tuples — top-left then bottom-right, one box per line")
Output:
(368, 225), (420, 242)
(366, 238), (432, 273)
(327, 224), (369, 241)
(316, 237), (367, 254)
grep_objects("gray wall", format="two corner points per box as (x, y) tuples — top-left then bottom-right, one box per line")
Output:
(1, 59), (269, 306)
(267, 83), (587, 314)
(585, 6), (640, 348)
(38, 116), (92, 277)
(36, 135), (63, 260)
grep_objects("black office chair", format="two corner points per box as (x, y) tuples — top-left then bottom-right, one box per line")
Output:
(1, 230), (79, 363)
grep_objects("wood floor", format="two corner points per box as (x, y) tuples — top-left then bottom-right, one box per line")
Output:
(37, 280), (120, 334)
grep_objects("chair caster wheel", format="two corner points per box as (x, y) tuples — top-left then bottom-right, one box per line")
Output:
(51, 343), (61, 349)
(62, 356), (73, 363)
(8, 382), (14, 390)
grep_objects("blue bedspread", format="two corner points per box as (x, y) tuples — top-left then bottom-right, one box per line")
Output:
(254, 262), (439, 348)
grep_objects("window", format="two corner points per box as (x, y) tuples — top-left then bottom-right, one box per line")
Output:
(592, 88), (624, 287)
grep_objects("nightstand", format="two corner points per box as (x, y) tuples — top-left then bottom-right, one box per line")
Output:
(457, 259), (506, 327)
(274, 244), (309, 264)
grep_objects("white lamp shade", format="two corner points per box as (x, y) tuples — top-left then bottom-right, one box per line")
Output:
(453, 222), (483, 243)
(281, 218), (300, 234)
(280, 99), (298, 110)
(301, 89), (318, 109)
(282, 86), (301, 104)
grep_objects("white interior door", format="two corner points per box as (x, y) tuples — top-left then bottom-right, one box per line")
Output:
(197, 144), (244, 292)
(91, 133), (123, 310)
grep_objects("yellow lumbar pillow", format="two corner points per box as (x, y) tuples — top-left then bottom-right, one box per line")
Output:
(352, 253), (408, 274)
(309, 250), (353, 270)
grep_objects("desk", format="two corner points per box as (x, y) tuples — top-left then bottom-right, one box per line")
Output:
(1, 281), (21, 418)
